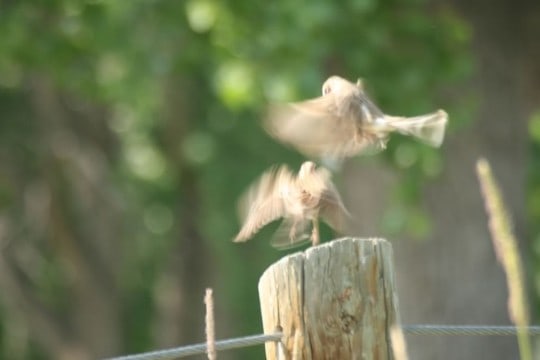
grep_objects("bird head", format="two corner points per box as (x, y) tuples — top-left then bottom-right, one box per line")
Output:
(321, 75), (357, 96)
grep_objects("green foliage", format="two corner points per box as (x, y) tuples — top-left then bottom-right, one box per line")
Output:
(528, 111), (540, 313)
(0, 0), (472, 358)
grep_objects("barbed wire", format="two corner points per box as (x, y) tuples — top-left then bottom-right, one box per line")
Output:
(104, 325), (540, 360)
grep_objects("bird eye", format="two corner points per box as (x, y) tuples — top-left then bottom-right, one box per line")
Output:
(323, 85), (331, 95)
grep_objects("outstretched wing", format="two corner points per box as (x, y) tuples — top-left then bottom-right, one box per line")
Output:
(234, 165), (293, 242)
(264, 94), (386, 159)
(264, 95), (355, 157)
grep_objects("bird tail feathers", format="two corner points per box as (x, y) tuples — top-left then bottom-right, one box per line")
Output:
(383, 110), (448, 147)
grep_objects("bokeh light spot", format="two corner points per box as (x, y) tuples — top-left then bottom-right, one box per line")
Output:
(126, 143), (166, 180)
(263, 76), (296, 102)
(144, 204), (174, 235)
(186, 0), (218, 33)
(394, 143), (418, 168)
(214, 62), (255, 109)
(97, 53), (127, 85)
(181, 131), (216, 165)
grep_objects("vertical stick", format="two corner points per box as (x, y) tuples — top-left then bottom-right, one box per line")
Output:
(258, 237), (400, 360)
(204, 288), (216, 360)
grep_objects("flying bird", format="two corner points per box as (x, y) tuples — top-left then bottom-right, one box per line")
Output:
(234, 161), (349, 249)
(264, 75), (448, 159)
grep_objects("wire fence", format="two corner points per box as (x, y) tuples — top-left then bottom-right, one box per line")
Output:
(104, 333), (282, 360)
(104, 325), (540, 360)
(402, 325), (540, 336)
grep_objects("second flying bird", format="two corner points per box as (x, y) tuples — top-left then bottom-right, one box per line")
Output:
(264, 75), (448, 160)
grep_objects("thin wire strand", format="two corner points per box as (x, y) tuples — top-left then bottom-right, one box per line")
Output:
(104, 325), (540, 360)
(402, 325), (540, 336)
(103, 333), (282, 360)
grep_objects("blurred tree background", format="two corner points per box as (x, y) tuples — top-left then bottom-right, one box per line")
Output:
(0, 0), (538, 359)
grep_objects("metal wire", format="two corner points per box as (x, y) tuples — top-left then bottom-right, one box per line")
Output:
(402, 325), (540, 336)
(103, 333), (282, 360)
(104, 325), (540, 360)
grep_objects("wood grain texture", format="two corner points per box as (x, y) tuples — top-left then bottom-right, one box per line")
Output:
(258, 237), (399, 360)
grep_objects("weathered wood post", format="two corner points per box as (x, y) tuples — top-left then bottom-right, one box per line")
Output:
(258, 237), (399, 360)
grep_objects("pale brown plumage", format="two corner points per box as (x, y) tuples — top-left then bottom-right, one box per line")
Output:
(234, 161), (349, 249)
(264, 75), (448, 159)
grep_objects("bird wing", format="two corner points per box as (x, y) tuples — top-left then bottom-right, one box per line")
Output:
(264, 96), (353, 157)
(264, 94), (386, 159)
(234, 165), (293, 242)
(270, 218), (312, 250)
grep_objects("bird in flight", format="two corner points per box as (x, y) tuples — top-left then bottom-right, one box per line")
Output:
(264, 75), (448, 160)
(234, 161), (349, 249)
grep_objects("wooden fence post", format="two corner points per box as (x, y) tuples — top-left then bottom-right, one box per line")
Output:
(258, 237), (400, 360)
